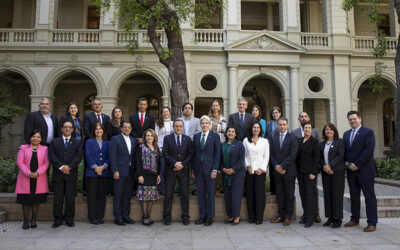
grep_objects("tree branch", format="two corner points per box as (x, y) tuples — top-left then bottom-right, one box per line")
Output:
(148, 18), (171, 66)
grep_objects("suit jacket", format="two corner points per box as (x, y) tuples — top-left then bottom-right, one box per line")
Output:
(178, 116), (201, 139)
(292, 127), (321, 142)
(109, 133), (137, 177)
(270, 132), (299, 177)
(228, 112), (254, 140)
(59, 115), (83, 140)
(296, 137), (320, 175)
(48, 137), (82, 182)
(219, 140), (246, 174)
(319, 139), (346, 172)
(265, 121), (278, 143)
(24, 111), (60, 145)
(162, 133), (193, 172)
(191, 131), (221, 176)
(129, 112), (155, 139)
(15, 144), (50, 194)
(83, 112), (110, 141)
(84, 139), (111, 178)
(343, 126), (376, 174)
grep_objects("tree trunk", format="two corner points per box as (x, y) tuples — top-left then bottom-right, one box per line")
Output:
(394, 1), (400, 158)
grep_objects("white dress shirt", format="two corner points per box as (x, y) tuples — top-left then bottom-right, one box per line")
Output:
(42, 113), (54, 144)
(155, 120), (173, 149)
(243, 137), (270, 174)
(94, 112), (103, 123)
(59, 135), (71, 170)
(199, 130), (210, 145)
(122, 134), (131, 154)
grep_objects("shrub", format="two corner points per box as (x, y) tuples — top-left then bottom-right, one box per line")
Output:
(0, 158), (19, 192)
(375, 158), (400, 180)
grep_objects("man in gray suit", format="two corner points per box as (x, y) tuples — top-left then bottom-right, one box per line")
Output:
(292, 111), (321, 223)
(179, 103), (201, 195)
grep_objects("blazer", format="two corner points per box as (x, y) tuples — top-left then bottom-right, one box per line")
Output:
(292, 127), (322, 142)
(191, 131), (221, 176)
(270, 132), (299, 177)
(48, 136), (82, 182)
(59, 115), (83, 140)
(228, 112), (254, 140)
(296, 137), (320, 175)
(219, 140), (246, 174)
(15, 144), (50, 194)
(129, 112), (155, 139)
(343, 126), (376, 174)
(23, 111), (60, 145)
(162, 133), (193, 171)
(106, 120), (125, 139)
(265, 120), (278, 142)
(319, 139), (346, 172)
(83, 112), (110, 141)
(109, 133), (137, 177)
(84, 139), (111, 178)
(243, 137), (270, 174)
(178, 116), (201, 139)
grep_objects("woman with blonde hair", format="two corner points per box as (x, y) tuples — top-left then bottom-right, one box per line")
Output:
(135, 129), (161, 226)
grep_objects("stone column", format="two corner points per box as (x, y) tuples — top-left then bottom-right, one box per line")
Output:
(100, 1), (115, 46)
(290, 67), (299, 131)
(286, 0), (300, 44)
(225, 0), (241, 43)
(329, 98), (336, 124)
(35, 0), (51, 45)
(267, 3), (274, 31)
(283, 98), (290, 121)
(322, 0), (350, 50)
(97, 96), (119, 117)
(228, 65), (238, 115)
(161, 95), (170, 107)
(223, 98), (229, 118)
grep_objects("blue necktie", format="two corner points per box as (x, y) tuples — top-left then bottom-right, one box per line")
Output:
(64, 138), (69, 149)
(240, 114), (244, 138)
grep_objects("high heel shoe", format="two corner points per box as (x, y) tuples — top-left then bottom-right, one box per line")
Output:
(231, 218), (240, 225)
(22, 220), (30, 230)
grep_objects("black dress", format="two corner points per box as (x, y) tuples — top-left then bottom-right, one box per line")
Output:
(16, 150), (47, 205)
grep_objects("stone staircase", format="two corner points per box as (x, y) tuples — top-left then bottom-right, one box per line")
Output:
(343, 194), (400, 218)
(0, 211), (6, 223)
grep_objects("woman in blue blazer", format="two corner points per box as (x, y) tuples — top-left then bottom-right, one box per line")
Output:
(220, 125), (246, 225)
(85, 123), (110, 225)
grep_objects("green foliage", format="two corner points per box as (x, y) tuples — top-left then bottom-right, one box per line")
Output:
(375, 158), (400, 180)
(0, 158), (19, 192)
(0, 82), (25, 142)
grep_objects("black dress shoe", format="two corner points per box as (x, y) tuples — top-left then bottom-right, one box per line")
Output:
(195, 217), (206, 225)
(182, 218), (190, 225)
(114, 219), (126, 226)
(22, 221), (29, 229)
(30, 223), (37, 229)
(97, 219), (104, 224)
(331, 219), (342, 228)
(204, 218), (213, 226)
(299, 219), (306, 224)
(123, 217), (135, 224)
(304, 222), (313, 228)
(224, 219), (234, 224)
(248, 219), (255, 223)
(191, 190), (198, 196)
(52, 222), (61, 228)
(66, 222), (75, 227)
(255, 220), (262, 225)
(164, 218), (171, 225)
(323, 218), (333, 227)
(90, 219), (99, 225)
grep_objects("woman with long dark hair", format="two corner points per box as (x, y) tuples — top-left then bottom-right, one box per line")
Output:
(252, 105), (266, 137)
(59, 102), (83, 141)
(106, 107), (124, 139)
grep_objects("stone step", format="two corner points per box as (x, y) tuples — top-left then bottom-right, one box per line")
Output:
(0, 211), (6, 223)
(376, 196), (400, 207)
(378, 207), (400, 218)
(0, 193), (296, 222)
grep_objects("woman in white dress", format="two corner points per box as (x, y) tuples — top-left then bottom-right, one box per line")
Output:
(243, 121), (270, 225)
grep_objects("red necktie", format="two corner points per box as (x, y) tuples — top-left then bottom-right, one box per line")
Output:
(140, 113), (144, 127)
(97, 114), (101, 123)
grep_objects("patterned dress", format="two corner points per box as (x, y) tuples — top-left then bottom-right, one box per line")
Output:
(135, 144), (160, 201)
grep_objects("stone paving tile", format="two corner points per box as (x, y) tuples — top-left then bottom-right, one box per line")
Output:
(118, 226), (158, 239)
(360, 245), (400, 250)
(150, 238), (193, 249)
(0, 237), (34, 250)
(375, 232), (400, 245)
(66, 238), (113, 250)
(268, 234), (316, 248)
(305, 235), (352, 246)
(230, 236), (275, 248)
(21, 236), (73, 249)
(107, 237), (153, 249)
(192, 237), (234, 249)
(190, 227), (229, 238)
(340, 233), (389, 245)
(317, 246), (364, 250)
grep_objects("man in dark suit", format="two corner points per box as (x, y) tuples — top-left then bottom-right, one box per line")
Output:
(228, 97), (254, 141)
(48, 121), (82, 228)
(83, 97), (111, 140)
(343, 111), (377, 232)
(162, 119), (193, 225)
(24, 98), (60, 146)
(292, 111), (321, 223)
(192, 115), (221, 226)
(270, 117), (299, 226)
(129, 97), (155, 144)
(110, 121), (137, 226)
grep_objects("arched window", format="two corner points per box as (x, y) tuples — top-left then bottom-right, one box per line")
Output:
(383, 98), (394, 146)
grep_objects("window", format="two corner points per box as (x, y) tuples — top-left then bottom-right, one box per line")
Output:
(378, 14), (391, 37)
(200, 75), (218, 91)
(87, 6), (100, 29)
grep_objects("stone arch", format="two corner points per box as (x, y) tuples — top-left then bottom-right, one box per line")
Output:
(0, 66), (39, 95)
(238, 68), (289, 98)
(108, 66), (169, 97)
(351, 71), (396, 101)
(41, 65), (106, 96)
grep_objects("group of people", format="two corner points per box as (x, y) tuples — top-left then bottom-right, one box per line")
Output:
(15, 96), (378, 233)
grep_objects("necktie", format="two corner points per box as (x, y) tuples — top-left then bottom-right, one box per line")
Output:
(64, 138), (69, 149)
(140, 113), (144, 127)
(350, 129), (356, 146)
(240, 114), (244, 138)
(279, 133), (284, 149)
(201, 133), (206, 150)
(97, 114), (101, 123)
(177, 135), (181, 151)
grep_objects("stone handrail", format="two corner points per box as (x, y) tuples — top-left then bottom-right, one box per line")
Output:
(116, 30), (166, 47)
(194, 29), (224, 44)
(300, 32), (330, 48)
(354, 36), (397, 51)
(0, 29), (35, 43)
(51, 30), (100, 44)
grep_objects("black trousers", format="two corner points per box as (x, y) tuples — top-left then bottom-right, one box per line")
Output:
(322, 170), (345, 219)
(53, 178), (77, 223)
(245, 173), (266, 221)
(347, 171), (378, 226)
(268, 163), (276, 193)
(113, 176), (133, 220)
(274, 171), (296, 219)
(313, 178), (319, 214)
(224, 172), (245, 218)
(298, 173), (316, 223)
(86, 177), (109, 220)
(163, 168), (190, 220)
